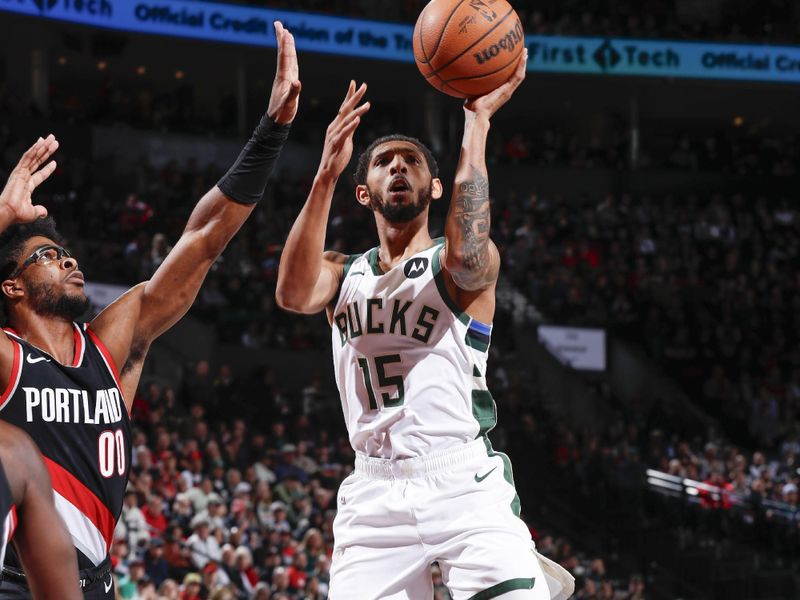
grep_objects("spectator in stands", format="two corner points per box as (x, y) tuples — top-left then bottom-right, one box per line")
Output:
(229, 546), (259, 595)
(119, 489), (150, 549)
(144, 537), (169, 587)
(163, 529), (193, 582)
(180, 572), (203, 600)
(187, 518), (222, 570)
(143, 493), (169, 538)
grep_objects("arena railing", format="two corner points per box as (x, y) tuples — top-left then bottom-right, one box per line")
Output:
(646, 469), (799, 525)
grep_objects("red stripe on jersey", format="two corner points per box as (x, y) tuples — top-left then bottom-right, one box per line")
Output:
(43, 456), (115, 549)
(6, 506), (16, 542)
(0, 341), (22, 412)
(85, 329), (122, 393)
(71, 323), (84, 367)
(86, 328), (129, 414)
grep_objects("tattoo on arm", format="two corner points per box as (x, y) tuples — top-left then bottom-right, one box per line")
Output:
(450, 168), (496, 288)
(456, 170), (490, 268)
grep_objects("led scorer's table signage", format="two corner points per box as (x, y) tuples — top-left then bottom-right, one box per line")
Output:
(2, 0), (800, 84)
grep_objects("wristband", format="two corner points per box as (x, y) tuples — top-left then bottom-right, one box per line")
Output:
(217, 115), (291, 205)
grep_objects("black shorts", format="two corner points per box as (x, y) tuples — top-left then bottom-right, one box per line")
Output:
(0, 557), (114, 600)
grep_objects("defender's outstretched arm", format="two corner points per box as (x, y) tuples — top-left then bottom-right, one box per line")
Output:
(91, 22), (300, 406)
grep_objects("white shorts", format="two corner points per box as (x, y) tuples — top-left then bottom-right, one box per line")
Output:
(329, 439), (574, 600)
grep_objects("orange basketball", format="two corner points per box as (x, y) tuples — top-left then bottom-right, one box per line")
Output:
(413, 0), (525, 98)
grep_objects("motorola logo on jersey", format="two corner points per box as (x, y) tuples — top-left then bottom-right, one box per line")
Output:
(404, 257), (429, 279)
(23, 386), (124, 425)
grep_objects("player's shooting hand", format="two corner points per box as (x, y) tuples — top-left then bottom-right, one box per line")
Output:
(464, 48), (527, 121)
(316, 81), (371, 182)
(0, 135), (58, 225)
(267, 21), (302, 124)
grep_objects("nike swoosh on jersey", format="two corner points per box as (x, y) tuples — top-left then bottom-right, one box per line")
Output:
(26, 354), (51, 364)
(474, 466), (498, 483)
(104, 576), (113, 593)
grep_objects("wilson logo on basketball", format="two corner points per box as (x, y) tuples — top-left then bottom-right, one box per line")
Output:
(469, 0), (498, 23)
(473, 20), (524, 65)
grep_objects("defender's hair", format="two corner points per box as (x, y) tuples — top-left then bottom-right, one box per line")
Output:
(0, 217), (63, 282)
(353, 134), (439, 185)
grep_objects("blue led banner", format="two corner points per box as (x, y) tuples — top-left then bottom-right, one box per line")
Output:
(0, 0), (417, 62)
(2, 0), (800, 84)
(525, 36), (800, 83)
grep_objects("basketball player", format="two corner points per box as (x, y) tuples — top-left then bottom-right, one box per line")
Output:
(0, 21), (300, 599)
(277, 50), (574, 599)
(0, 421), (81, 599)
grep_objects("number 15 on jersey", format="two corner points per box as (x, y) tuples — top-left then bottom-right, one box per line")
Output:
(356, 354), (405, 410)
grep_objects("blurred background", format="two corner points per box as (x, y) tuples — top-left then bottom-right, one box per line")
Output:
(1, 1), (799, 599)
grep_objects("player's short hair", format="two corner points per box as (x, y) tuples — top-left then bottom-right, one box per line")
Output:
(0, 217), (64, 282)
(354, 134), (439, 185)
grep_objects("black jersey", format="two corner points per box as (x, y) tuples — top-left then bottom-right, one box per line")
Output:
(0, 323), (130, 569)
(0, 460), (16, 570)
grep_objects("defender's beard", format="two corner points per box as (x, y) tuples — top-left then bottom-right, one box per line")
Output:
(28, 281), (90, 321)
(368, 183), (433, 223)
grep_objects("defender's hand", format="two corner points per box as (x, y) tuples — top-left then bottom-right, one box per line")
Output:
(267, 21), (302, 124)
(464, 48), (527, 121)
(316, 81), (371, 182)
(0, 135), (58, 225)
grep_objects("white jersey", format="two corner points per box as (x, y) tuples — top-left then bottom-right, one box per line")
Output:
(331, 239), (496, 459)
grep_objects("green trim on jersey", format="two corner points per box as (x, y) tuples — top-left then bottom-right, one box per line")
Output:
(473, 365), (482, 377)
(465, 330), (490, 352)
(483, 437), (522, 517)
(342, 253), (363, 278)
(432, 242), (471, 326)
(472, 390), (497, 438)
(366, 247), (385, 275)
(467, 577), (536, 600)
(335, 253), (365, 305)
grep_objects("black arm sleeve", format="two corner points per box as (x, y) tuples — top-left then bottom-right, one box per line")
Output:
(217, 115), (292, 205)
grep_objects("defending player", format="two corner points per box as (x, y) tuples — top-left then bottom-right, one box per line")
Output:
(277, 50), (574, 599)
(0, 21), (300, 599)
(0, 421), (81, 599)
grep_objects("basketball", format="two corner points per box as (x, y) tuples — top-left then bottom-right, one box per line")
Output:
(413, 0), (525, 98)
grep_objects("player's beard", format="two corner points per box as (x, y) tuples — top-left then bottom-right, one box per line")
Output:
(28, 281), (90, 321)
(368, 182), (432, 223)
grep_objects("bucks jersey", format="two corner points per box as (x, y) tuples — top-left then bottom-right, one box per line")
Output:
(0, 460), (16, 570)
(0, 323), (130, 570)
(331, 239), (497, 459)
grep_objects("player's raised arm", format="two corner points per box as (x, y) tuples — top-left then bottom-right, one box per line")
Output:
(443, 49), (527, 292)
(275, 80), (370, 315)
(91, 21), (300, 403)
(0, 135), (60, 385)
(0, 135), (59, 233)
